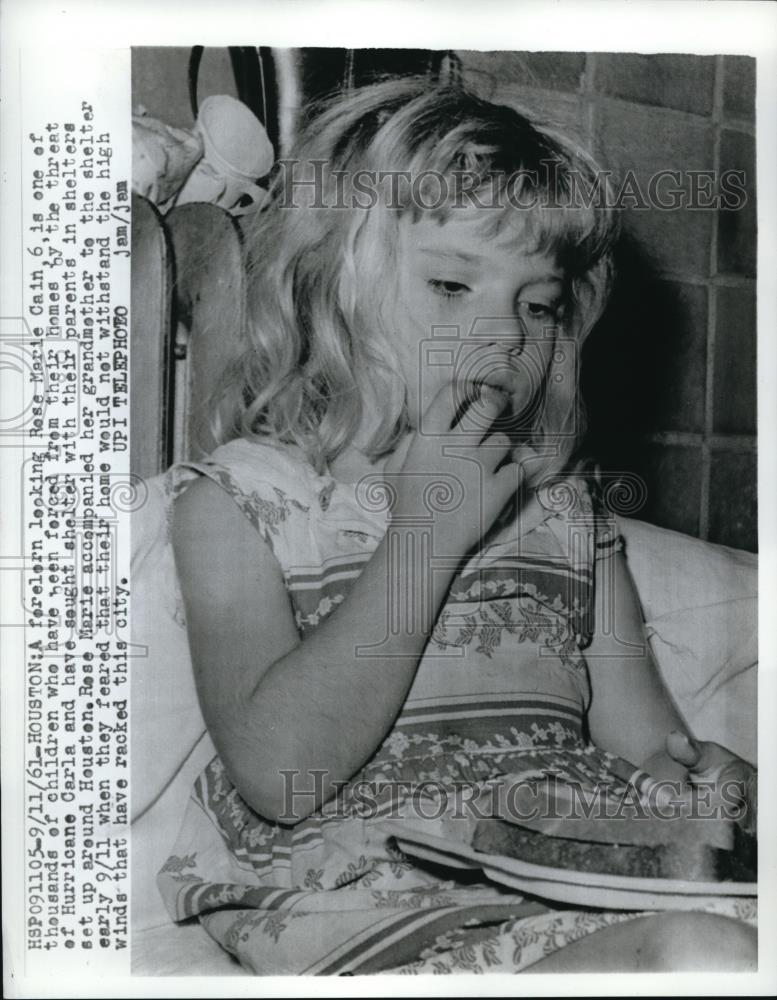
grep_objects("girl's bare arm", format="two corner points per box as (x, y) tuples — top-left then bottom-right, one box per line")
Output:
(173, 386), (519, 824)
(173, 477), (450, 824)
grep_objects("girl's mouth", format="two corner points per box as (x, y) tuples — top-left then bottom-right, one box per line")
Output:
(462, 374), (516, 406)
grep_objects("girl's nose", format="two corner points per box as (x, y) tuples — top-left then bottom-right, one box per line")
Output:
(468, 316), (527, 353)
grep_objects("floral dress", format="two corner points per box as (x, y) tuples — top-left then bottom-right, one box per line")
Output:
(156, 437), (755, 975)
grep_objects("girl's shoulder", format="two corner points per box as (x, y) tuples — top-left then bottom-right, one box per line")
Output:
(206, 436), (321, 500)
(168, 437), (321, 507)
(163, 436), (390, 563)
(160, 438), (316, 556)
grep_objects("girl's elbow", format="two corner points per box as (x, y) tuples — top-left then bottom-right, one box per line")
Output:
(212, 721), (339, 825)
(247, 778), (319, 826)
(222, 754), (321, 826)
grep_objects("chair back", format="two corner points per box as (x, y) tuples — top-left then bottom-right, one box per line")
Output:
(130, 195), (248, 475)
(130, 194), (173, 478)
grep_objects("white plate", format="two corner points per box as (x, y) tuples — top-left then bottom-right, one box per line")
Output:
(390, 826), (757, 912)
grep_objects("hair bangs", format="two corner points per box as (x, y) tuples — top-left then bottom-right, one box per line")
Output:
(381, 107), (617, 279)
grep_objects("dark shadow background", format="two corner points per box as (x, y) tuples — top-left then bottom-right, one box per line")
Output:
(132, 48), (757, 552)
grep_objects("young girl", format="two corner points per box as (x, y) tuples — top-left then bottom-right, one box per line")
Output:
(156, 79), (756, 974)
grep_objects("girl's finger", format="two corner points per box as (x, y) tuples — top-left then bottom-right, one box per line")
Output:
(491, 460), (524, 500)
(452, 386), (509, 438)
(512, 444), (540, 464)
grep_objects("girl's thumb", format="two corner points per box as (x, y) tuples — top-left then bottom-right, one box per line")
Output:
(666, 730), (701, 769)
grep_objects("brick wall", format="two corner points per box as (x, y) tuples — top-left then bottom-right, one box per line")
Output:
(458, 52), (757, 551)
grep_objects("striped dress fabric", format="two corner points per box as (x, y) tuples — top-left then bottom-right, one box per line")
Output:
(155, 438), (756, 974)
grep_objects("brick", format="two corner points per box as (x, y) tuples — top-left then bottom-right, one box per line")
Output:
(594, 53), (715, 116)
(723, 56), (756, 122)
(708, 448), (757, 551)
(648, 281), (708, 433)
(493, 86), (585, 136)
(595, 102), (714, 277)
(717, 130), (757, 277)
(593, 442), (702, 537)
(634, 443), (703, 537)
(459, 50), (586, 94)
(713, 285), (757, 434)
(584, 274), (707, 435)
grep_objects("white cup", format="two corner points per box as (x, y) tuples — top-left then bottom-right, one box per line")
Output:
(174, 95), (275, 215)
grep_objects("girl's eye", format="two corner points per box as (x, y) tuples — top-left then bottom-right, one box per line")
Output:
(428, 279), (470, 299)
(517, 300), (562, 322)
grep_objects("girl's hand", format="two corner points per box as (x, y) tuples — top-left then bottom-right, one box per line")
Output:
(660, 730), (757, 835)
(390, 380), (525, 555)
